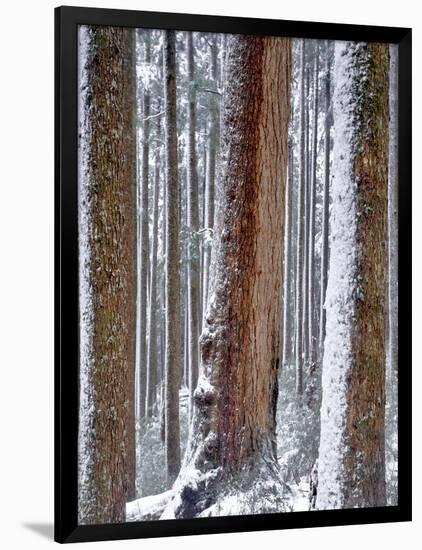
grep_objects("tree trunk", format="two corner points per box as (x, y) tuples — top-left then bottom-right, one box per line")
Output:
(138, 31), (151, 420)
(146, 124), (160, 417)
(78, 25), (137, 523)
(303, 65), (311, 370)
(202, 35), (220, 320)
(295, 39), (306, 395)
(317, 42), (388, 510)
(388, 44), (398, 375)
(319, 42), (331, 354)
(308, 44), (319, 369)
(282, 143), (294, 368)
(163, 29), (181, 484)
(162, 34), (291, 519)
(186, 32), (201, 418)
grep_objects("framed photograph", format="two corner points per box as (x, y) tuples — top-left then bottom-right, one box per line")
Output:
(55, 5), (412, 543)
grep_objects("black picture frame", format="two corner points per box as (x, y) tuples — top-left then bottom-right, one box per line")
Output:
(55, 5), (412, 544)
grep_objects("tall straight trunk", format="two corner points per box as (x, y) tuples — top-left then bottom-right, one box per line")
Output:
(295, 39), (306, 395)
(303, 66), (311, 369)
(317, 42), (388, 510)
(202, 35), (220, 319)
(186, 32), (200, 417)
(146, 131), (160, 417)
(161, 34), (291, 520)
(78, 25), (137, 523)
(282, 143), (294, 368)
(138, 32), (151, 420)
(308, 43), (319, 368)
(159, 162), (167, 445)
(319, 43), (331, 353)
(164, 29), (181, 484)
(388, 44), (398, 375)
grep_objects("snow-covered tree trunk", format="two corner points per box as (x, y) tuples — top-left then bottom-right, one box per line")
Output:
(319, 43), (331, 354)
(308, 44), (319, 369)
(295, 39), (306, 394)
(138, 31), (151, 420)
(78, 25), (137, 523)
(388, 44), (398, 376)
(159, 34), (291, 519)
(317, 41), (389, 510)
(146, 134), (160, 417)
(202, 35), (220, 321)
(163, 29), (181, 484)
(282, 143), (294, 368)
(303, 67), (311, 369)
(186, 32), (201, 418)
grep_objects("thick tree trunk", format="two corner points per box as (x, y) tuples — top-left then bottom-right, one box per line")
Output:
(161, 34), (291, 519)
(317, 42), (388, 510)
(78, 25), (137, 523)
(138, 32), (151, 420)
(186, 32), (201, 418)
(164, 30), (181, 484)
(295, 39), (306, 395)
(319, 43), (331, 354)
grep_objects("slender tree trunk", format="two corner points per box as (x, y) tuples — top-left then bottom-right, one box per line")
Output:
(161, 34), (291, 520)
(308, 44), (319, 369)
(282, 143), (294, 368)
(146, 124), (160, 417)
(164, 29), (181, 484)
(303, 66), (311, 370)
(78, 25), (137, 523)
(138, 31), (151, 420)
(295, 39), (306, 395)
(388, 44), (398, 375)
(186, 32), (200, 418)
(319, 42), (331, 354)
(202, 35), (220, 319)
(317, 42), (388, 510)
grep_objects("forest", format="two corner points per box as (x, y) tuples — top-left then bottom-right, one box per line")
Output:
(78, 26), (398, 524)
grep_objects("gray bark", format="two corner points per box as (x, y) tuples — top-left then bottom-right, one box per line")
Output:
(186, 32), (200, 418)
(319, 43), (331, 353)
(164, 29), (181, 484)
(295, 39), (306, 395)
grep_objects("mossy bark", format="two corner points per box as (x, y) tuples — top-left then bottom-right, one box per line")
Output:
(167, 34), (291, 518)
(344, 43), (389, 508)
(79, 26), (137, 523)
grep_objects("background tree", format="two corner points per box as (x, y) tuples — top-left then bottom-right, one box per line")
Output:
(163, 29), (181, 485)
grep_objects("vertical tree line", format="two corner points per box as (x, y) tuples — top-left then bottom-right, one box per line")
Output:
(78, 28), (399, 522)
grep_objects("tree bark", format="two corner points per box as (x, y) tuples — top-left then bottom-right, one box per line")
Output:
(282, 143), (294, 368)
(295, 39), (306, 395)
(146, 121), (160, 417)
(308, 44), (319, 368)
(317, 42), (388, 509)
(319, 42), (331, 354)
(78, 25), (137, 523)
(186, 32), (201, 418)
(138, 31), (151, 420)
(162, 34), (291, 519)
(202, 35), (220, 320)
(163, 29), (181, 484)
